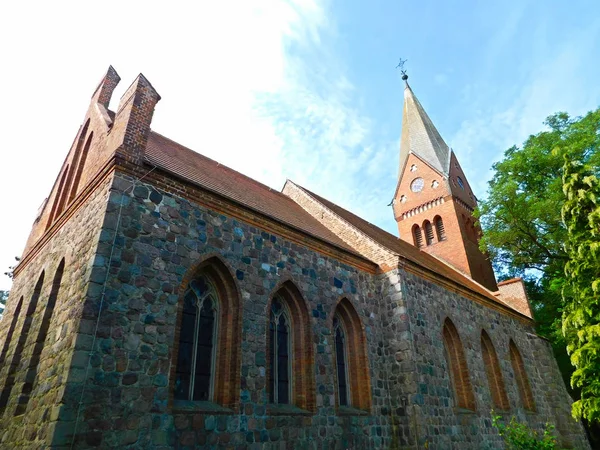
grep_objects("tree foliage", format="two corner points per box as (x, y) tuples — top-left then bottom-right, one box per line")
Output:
(491, 412), (558, 450)
(561, 155), (600, 423)
(477, 108), (600, 423)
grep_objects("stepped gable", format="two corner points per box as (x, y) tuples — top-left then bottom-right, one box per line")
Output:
(295, 185), (508, 306)
(143, 131), (362, 257)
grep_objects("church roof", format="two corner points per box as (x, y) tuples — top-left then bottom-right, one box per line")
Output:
(399, 83), (451, 176)
(144, 132), (364, 258)
(292, 185), (500, 302)
(144, 131), (511, 308)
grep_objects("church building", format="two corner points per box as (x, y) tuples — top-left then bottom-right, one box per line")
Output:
(0, 67), (589, 448)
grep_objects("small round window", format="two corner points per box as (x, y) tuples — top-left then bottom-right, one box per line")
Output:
(410, 178), (424, 193)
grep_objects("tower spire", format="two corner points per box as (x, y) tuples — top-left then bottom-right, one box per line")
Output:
(392, 80), (498, 291)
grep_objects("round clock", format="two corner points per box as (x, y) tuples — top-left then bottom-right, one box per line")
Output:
(410, 177), (424, 192)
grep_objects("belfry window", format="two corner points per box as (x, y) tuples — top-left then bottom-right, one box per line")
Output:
(424, 220), (435, 246)
(434, 216), (446, 241)
(269, 297), (291, 404)
(333, 315), (350, 406)
(413, 225), (424, 248)
(174, 276), (219, 402)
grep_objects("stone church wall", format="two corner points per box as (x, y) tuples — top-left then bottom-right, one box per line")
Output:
(397, 269), (589, 449)
(0, 175), (114, 448)
(62, 171), (408, 449)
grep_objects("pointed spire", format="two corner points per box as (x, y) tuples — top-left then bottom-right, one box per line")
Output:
(398, 83), (451, 177)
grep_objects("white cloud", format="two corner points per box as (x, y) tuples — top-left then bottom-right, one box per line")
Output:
(0, 0), (399, 290)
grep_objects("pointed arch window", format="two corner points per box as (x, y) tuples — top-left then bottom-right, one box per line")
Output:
(266, 282), (315, 411)
(481, 330), (509, 410)
(0, 297), (23, 367)
(172, 257), (242, 410)
(412, 224), (424, 248)
(434, 216), (446, 241)
(0, 271), (45, 411)
(333, 315), (350, 406)
(443, 318), (476, 410)
(174, 275), (219, 402)
(333, 298), (371, 411)
(269, 297), (291, 404)
(509, 340), (535, 411)
(424, 220), (434, 246)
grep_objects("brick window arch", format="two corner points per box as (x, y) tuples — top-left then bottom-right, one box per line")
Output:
(267, 281), (315, 411)
(423, 220), (435, 245)
(412, 224), (424, 248)
(333, 298), (371, 411)
(46, 167), (69, 229)
(171, 257), (242, 410)
(0, 271), (45, 411)
(15, 259), (65, 416)
(481, 330), (509, 410)
(509, 340), (535, 411)
(69, 131), (93, 202)
(0, 297), (23, 367)
(442, 318), (476, 410)
(434, 216), (446, 241)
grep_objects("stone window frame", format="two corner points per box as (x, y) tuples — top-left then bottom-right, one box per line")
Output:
(170, 255), (242, 413)
(480, 329), (510, 411)
(509, 339), (536, 412)
(442, 317), (476, 411)
(266, 280), (316, 413)
(331, 297), (372, 413)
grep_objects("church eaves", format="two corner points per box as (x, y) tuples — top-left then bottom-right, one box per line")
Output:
(399, 83), (451, 177)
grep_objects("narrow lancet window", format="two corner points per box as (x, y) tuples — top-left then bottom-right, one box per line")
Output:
(413, 225), (424, 248)
(434, 216), (446, 241)
(174, 275), (218, 402)
(334, 315), (350, 406)
(269, 297), (291, 404)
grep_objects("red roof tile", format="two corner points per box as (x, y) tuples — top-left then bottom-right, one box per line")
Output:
(144, 132), (363, 257)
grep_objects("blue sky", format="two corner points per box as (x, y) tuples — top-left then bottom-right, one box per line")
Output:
(0, 0), (599, 291)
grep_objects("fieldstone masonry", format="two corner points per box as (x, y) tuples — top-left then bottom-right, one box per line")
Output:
(0, 68), (590, 449)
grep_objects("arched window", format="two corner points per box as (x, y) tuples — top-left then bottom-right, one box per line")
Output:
(172, 258), (242, 409)
(424, 220), (434, 245)
(333, 315), (349, 406)
(174, 275), (219, 402)
(481, 330), (509, 410)
(46, 167), (69, 229)
(15, 259), (65, 416)
(509, 340), (535, 411)
(442, 318), (476, 410)
(269, 297), (291, 404)
(0, 271), (45, 411)
(0, 297), (23, 366)
(332, 298), (371, 411)
(434, 216), (446, 241)
(267, 281), (315, 411)
(412, 224), (423, 248)
(69, 131), (93, 202)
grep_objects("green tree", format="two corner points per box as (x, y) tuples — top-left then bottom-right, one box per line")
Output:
(477, 108), (600, 377)
(0, 290), (8, 319)
(561, 155), (600, 423)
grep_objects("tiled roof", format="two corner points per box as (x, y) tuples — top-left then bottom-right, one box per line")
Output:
(144, 132), (363, 257)
(295, 185), (503, 303)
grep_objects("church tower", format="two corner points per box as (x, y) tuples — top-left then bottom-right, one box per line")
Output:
(392, 76), (498, 291)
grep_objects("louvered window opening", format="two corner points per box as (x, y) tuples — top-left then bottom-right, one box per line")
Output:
(424, 221), (434, 246)
(413, 226), (424, 248)
(435, 217), (446, 241)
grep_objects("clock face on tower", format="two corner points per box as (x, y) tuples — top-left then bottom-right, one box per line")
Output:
(410, 177), (424, 193)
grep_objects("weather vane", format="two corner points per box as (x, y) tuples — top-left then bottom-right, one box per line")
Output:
(396, 58), (408, 81)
